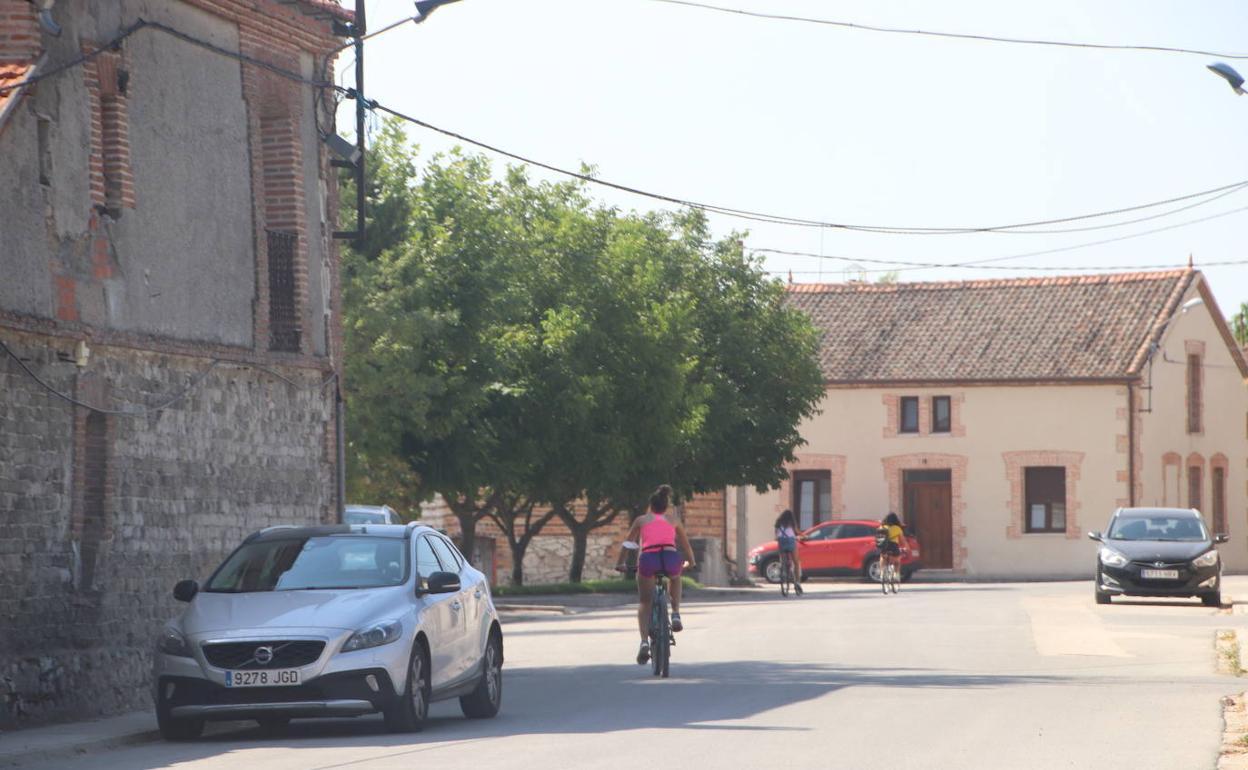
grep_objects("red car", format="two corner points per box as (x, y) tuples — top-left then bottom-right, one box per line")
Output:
(747, 519), (922, 584)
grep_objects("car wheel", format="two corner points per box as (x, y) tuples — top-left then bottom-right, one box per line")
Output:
(1202, 592), (1222, 607)
(157, 702), (204, 742)
(384, 642), (430, 733)
(1094, 568), (1112, 604)
(762, 558), (781, 584)
(864, 556), (881, 584)
(460, 632), (503, 719)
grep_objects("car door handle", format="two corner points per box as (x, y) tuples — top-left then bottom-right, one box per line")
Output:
(451, 600), (462, 611)
(474, 589), (483, 599)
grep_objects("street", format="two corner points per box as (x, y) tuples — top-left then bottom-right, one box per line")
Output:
(16, 577), (1248, 770)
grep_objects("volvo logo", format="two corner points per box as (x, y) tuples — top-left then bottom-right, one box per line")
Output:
(254, 646), (274, 665)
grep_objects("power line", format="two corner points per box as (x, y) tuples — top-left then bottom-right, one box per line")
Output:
(647, 0), (1248, 60)
(369, 99), (1248, 236)
(766, 254), (1248, 274)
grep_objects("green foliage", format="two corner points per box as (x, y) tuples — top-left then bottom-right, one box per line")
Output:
(342, 118), (826, 582)
(1231, 302), (1248, 346)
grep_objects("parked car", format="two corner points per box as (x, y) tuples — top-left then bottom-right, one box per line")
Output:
(344, 504), (400, 525)
(748, 519), (922, 584)
(153, 523), (502, 740)
(1088, 507), (1226, 606)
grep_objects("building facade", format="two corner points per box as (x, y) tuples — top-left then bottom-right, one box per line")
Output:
(729, 271), (1248, 579)
(0, 0), (349, 726)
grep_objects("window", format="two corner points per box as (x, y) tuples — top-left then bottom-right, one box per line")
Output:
(932, 396), (951, 433)
(837, 524), (878, 539)
(1024, 467), (1066, 533)
(267, 229), (300, 352)
(1212, 467), (1226, 534)
(792, 470), (832, 530)
(428, 536), (463, 573)
(415, 536), (442, 579)
(1187, 354), (1202, 433)
(899, 397), (919, 433)
(1189, 465), (1202, 511)
(801, 525), (837, 542)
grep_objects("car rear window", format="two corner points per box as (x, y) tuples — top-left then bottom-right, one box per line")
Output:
(205, 536), (409, 592)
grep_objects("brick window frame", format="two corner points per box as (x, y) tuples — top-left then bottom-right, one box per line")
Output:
(932, 396), (951, 433)
(81, 46), (136, 216)
(1004, 450), (1085, 540)
(1023, 467), (1066, 533)
(883, 393), (965, 438)
(775, 453), (846, 524)
(1187, 452), (1205, 512)
(1210, 454), (1228, 535)
(1185, 340), (1205, 435)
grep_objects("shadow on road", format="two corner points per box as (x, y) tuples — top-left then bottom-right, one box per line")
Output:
(97, 660), (1070, 769)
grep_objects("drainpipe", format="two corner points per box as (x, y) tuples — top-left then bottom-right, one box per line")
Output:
(1127, 381), (1136, 507)
(335, 381), (347, 522)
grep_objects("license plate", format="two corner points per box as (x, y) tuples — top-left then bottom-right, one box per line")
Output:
(225, 669), (300, 688)
(1140, 568), (1179, 580)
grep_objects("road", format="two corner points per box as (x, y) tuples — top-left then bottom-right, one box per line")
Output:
(20, 577), (1248, 770)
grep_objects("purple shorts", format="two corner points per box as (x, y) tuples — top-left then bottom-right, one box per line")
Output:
(638, 549), (683, 578)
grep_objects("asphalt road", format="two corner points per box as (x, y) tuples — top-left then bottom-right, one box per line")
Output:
(21, 577), (1248, 770)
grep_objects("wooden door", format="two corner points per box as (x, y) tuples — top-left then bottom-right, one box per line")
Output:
(907, 481), (953, 569)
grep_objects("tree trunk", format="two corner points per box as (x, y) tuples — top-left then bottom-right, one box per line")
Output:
(455, 510), (478, 566)
(567, 525), (589, 583)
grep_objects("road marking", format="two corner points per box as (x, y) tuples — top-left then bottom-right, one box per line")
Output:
(1024, 597), (1130, 657)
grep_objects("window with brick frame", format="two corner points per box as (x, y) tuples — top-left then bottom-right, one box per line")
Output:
(1024, 466), (1066, 533)
(792, 470), (832, 530)
(83, 49), (135, 216)
(259, 111), (304, 353)
(932, 396), (951, 433)
(899, 397), (919, 433)
(1187, 353), (1202, 434)
(267, 229), (300, 352)
(78, 411), (110, 592)
(1188, 465), (1202, 511)
(1212, 466), (1226, 534)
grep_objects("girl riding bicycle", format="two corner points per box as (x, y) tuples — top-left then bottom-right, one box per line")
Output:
(616, 484), (696, 665)
(774, 509), (803, 595)
(878, 511), (905, 576)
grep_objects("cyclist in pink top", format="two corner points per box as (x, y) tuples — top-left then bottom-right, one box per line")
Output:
(616, 484), (696, 664)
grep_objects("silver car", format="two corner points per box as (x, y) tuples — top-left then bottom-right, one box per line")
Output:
(344, 504), (400, 525)
(153, 523), (502, 740)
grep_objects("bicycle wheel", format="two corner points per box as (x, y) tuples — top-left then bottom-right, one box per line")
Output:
(880, 556), (888, 594)
(890, 560), (900, 594)
(651, 588), (670, 678)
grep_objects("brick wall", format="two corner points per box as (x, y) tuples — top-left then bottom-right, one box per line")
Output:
(0, 1), (38, 62)
(0, 331), (337, 727)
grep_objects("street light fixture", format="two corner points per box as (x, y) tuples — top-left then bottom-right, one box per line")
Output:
(1207, 62), (1246, 95)
(414, 0), (463, 24)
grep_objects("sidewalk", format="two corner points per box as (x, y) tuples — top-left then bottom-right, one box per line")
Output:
(0, 711), (159, 767)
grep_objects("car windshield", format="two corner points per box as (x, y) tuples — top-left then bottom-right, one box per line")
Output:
(1107, 516), (1207, 542)
(344, 511), (388, 524)
(205, 536), (408, 592)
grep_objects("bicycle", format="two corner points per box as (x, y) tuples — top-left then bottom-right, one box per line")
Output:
(778, 551), (795, 597)
(874, 532), (900, 595)
(649, 569), (675, 678)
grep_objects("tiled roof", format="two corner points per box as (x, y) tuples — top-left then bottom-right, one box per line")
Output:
(0, 61), (35, 138)
(785, 270), (1196, 383)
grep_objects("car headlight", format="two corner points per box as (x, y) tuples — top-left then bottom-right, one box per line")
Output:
(1192, 550), (1219, 568)
(341, 620), (403, 653)
(748, 553), (760, 564)
(157, 627), (193, 658)
(1099, 548), (1128, 568)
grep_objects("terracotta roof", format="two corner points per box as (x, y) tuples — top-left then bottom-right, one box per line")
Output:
(0, 61), (36, 138)
(785, 270), (1198, 383)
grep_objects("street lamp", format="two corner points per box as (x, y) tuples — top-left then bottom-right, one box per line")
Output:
(1207, 62), (1246, 95)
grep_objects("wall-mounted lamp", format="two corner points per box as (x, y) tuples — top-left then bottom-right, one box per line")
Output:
(31, 0), (61, 36)
(1181, 297), (1204, 314)
(74, 340), (90, 368)
(322, 132), (361, 166)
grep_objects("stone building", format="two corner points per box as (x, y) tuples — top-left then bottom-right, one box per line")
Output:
(729, 270), (1248, 579)
(0, 0), (349, 726)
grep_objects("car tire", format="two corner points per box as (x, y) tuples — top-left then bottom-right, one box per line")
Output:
(1202, 591), (1222, 607)
(157, 703), (204, 742)
(761, 558), (781, 584)
(864, 555), (881, 584)
(384, 642), (430, 733)
(1094, 569), (1112, 604)
(1094, 589), (1112, 605)
(460, 632), (503, 719)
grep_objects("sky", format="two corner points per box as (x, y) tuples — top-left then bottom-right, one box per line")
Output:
(337, 0), (1248, 318)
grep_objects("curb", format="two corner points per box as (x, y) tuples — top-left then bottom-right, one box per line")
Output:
(0, 727), (162, 768)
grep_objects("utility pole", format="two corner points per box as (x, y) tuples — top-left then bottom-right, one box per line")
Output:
(353, 0), (366, 243)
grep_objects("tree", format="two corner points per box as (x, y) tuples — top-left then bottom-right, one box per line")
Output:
(1231, 302), (1248, 347)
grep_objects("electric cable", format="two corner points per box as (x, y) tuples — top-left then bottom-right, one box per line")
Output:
(647, 0), (1248, 60)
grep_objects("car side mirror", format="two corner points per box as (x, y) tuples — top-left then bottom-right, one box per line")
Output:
(1087, 532), (1103, 542)
(1216, 534), (1229, 544)
(173, 579), (199, 602)
(426, 571), (461, 594)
